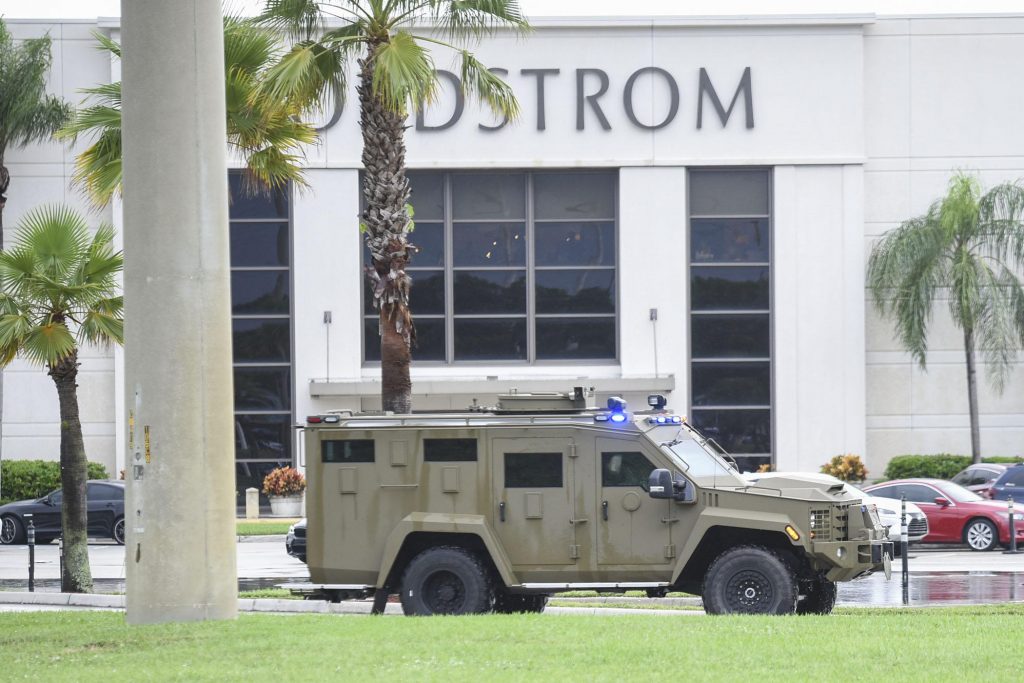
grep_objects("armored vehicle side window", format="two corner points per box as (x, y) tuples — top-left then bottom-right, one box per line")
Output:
(424, 438), (477, 462)
(322, 440), (375, 463)
(505, 452), (562, 487)
(602, 452), (655, 487)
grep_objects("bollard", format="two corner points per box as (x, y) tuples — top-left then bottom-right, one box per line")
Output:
(58, 535), (63, 586)
(1005, 496), (1020, 555)
(245, 487), (260, 520)
(900, 495), (909, 605)
(25, 514), (35, 593)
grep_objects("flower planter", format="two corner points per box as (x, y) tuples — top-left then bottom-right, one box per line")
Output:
(268, 494), (303, 517)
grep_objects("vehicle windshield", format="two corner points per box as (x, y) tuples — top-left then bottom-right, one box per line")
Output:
(936, 480), (984, 503)
(662, 431), (742, 480)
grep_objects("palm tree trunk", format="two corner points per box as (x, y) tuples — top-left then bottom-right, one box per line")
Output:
(964, 326), (982, 464)
(0, 152), (7, 499)
(358, 44), (413, 414)
(48, 350), (93, 593)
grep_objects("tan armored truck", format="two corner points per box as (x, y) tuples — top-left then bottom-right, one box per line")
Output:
(293, 391), (892, 615)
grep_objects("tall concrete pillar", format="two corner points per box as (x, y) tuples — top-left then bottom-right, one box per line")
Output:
(121, 0), (237, 623)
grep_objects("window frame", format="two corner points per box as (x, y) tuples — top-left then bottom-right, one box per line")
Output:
(361, 169), (620, 366)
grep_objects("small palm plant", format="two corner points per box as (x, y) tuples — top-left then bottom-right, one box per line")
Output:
(0, 205), (123, 593)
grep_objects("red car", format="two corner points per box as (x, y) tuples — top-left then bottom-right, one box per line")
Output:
(864, 478), (1024, 551)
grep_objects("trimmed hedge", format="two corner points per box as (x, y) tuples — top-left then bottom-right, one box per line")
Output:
(0, 460), (109, 505)
(883, 453), (1023, 480)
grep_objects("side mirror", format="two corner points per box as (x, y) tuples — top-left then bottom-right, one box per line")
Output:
(648, 469), (673, 499)
(44, 494), (55, 506)
(934, 497), (951, 507)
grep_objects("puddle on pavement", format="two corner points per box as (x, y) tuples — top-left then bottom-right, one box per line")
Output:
(0, 576), (289, 594)
(840, 571), (1024, 606)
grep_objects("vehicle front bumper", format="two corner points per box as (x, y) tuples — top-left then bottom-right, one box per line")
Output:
(812, 540), (894, 582)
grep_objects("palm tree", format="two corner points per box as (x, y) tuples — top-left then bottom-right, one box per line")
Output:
(258, 0), (528, 413)
(57, 16), (319, 206)
(0, 205), (123, 593)
(868, 172), (1024, 463)
(0, 19), (73, 497)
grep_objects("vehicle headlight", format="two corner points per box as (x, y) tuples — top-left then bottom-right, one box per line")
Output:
(1013, 513), (1024, 522)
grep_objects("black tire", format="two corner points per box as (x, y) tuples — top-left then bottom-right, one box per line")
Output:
(400, 546), (492, 616)
(494, 592), (548, 614)
(796, 577), (837, 615)
(702, 545), (798, 615)
(0, 515), (24, 545)
(963, 518), (998, 551)
(112, 517), (126, 545)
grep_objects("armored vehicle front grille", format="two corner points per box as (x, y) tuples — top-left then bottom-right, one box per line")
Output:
(810, 504), (851, 542)
(908, 517), (928, 537)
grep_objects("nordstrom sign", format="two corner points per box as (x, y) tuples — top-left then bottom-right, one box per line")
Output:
(321, 67), (754, 133)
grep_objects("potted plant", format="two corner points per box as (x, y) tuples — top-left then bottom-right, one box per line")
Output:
(262, 466), (306, 517)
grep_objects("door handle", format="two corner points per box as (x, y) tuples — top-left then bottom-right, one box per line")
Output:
(570, 518), (588, 525)
(602, 500), (609, 521)
(499, 501), (506, 522)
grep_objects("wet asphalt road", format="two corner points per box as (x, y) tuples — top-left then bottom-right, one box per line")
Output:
(1, 540), (1022, 607)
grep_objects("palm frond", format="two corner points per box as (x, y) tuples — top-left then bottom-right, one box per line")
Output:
(432, 0), (530, 40)
(372, 30), (438, 112)
(257, 0), (327, 40)
(458, 50), (519, 119)
(21, 322), (77, 367)
(78, 308), (124, 347)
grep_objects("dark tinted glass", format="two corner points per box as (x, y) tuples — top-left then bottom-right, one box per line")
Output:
(692, 362), (770, 406)
(902, 485), (939, 504)
(235, 460), (290, 507)
(322, 440), (375, 463)
(1001, 467), (1024, 486)
(424, 439), (478, 462)
(233, 319), (290, 363)
(453, 223), (526, 267)
(733, 455), (771, 474)
(505, 452), (562, 487)
(533, 172), (616, 219)
(233, 367), (290, 411)
(235, 414), (292, 460)
(688, 408), (771, 454)
(407, 171), (445, 221)
(231, 271), (289, 314)
(536, 318), (615, 360)
(691, 315), (769, 358)
(689, 170), (769, 216)
(691, 218), (770, 263)
(230, 223), (289, 267)
(535, 270), (614, 314)
(88, 483), (123, 501)
(535, 222), (615, 267)
(410, 222), (444, 267)
(410, 270), (445, 315)
(453, 271), (526, 314)
(867, 485), (899, 500)
(452, 173), (525, 220)
(363, 317), (445, 362)
(454, 319), (526, 360)
(229, 173), (289, 219)
(691, 266), (770, 310)
(602, 452), (655, 487)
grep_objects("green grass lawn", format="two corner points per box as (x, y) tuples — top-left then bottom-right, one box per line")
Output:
(2, 605), (1021, 681)
(235, 519), (298, 536)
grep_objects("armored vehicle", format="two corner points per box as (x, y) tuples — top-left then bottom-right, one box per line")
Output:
(293, 391), (892, 615)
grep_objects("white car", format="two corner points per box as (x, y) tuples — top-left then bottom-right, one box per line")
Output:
(744, 472), (928, 543)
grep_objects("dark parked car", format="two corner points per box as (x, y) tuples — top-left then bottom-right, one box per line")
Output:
(0, 480), (125, 545)
(989, 464), (1024, 502)
(950, 463), (1007, 497)
(864, 478), (1024, 551)
(286, 518), (306, 563)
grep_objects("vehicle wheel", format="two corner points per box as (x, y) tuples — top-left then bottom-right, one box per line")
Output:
(400, 546), (492, 616)
(796, 577), (837, 615)
(963, 518), (998, 551)
(702, 545), (798, 615)
(112, 517), (126, 545)
(0, 515), (24, 545)
(494, 592), (547, 614)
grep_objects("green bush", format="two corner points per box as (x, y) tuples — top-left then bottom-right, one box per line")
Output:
(982, 456), (1024, 464)
(883, 454), (971, 480)
(0, 459), (109, 504)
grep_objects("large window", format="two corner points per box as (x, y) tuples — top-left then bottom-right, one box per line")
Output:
(229, 172), (293, 505)
(362, 170), (618, 363)
(688, 169), (772, 472)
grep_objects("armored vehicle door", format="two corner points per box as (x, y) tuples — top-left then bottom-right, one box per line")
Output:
(491, 437), (576, 567)
(596, 439), (673, 566)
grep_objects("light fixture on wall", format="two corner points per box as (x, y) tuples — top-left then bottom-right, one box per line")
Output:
(323, 310), (332, 382)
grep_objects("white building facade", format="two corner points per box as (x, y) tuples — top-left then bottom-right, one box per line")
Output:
(3, 13), (1024, 497)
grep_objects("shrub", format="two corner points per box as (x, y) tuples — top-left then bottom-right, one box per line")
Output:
(262, 466), (305, 497)
(821, 454), (868, 482)
(883, 454), (970, 480)
(982, 456), (1024, 464)
(0, 459), (109, 504)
